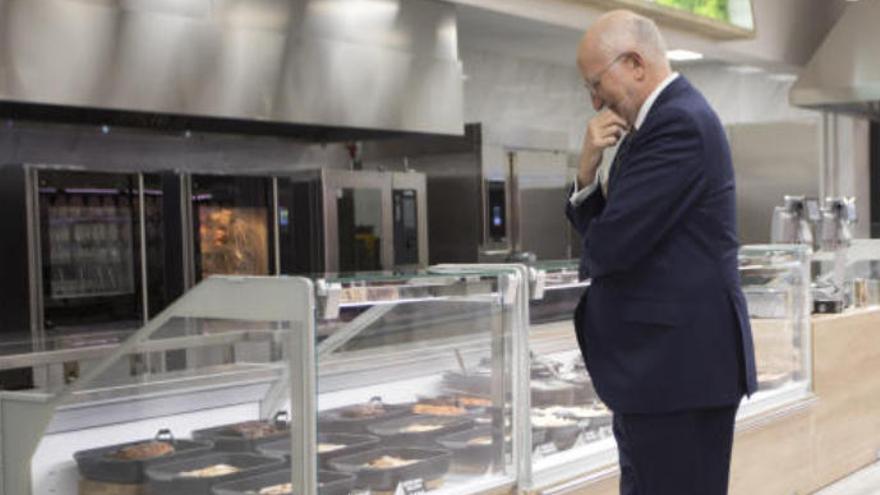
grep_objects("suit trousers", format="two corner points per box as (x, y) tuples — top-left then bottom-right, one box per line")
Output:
(612, 404), (739, 495)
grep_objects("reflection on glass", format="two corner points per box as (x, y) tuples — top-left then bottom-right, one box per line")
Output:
(337, 188), (383, 272)
(44, 191), (135, 299)
(198, 207), (269, 277)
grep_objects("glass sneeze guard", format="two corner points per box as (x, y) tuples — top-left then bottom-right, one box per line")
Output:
(0, 276), (317, 495)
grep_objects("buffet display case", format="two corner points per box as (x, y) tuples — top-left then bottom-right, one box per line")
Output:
(737, 244), (812, 416)
(0, 276), (318, 495)
(0, 250), (812, 494)
(313, 267), (527, 495)
(522, 248), (813, 491)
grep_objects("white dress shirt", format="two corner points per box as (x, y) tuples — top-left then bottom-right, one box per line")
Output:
(569, 72), (680, 206)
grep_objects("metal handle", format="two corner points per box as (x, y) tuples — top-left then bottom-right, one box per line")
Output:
(273, 410), (290, 426)
(155, 429), (174, 443)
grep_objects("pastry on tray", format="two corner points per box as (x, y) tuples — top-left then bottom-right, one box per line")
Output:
(366, 455), (419, 469)
(179, 464), (241, 478)
(109, 441), (175, 460)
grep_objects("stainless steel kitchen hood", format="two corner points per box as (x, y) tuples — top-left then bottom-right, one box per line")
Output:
(0, 0), (465, 136)
(790, 0), (880, 120)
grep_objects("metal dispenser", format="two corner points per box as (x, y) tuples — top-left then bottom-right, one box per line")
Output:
(770, 195), (820, 247)
(819, 197), (857, 251)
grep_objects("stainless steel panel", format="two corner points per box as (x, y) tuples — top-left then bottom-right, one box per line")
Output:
(391, 172), (429, 268)
(790, 1), (880, 120)
(727, 120), (820, 244)
(510, 150), (569, 260)
(320, 169), (393, 272)
(0, 0), (464, 135)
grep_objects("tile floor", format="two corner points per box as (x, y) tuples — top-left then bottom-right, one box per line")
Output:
(814, 462), (880, 495)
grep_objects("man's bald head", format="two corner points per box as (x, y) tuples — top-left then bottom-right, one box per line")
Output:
(578, 10), (670, 75)
(577, 10), (672, 121)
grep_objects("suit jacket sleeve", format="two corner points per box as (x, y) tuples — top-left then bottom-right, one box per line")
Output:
(574, 109), (707, 279)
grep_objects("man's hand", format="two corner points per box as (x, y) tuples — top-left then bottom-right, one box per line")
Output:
(578, 109), (629, 189)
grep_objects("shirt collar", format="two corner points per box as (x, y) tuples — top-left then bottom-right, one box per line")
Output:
(633, 72), (679, 131)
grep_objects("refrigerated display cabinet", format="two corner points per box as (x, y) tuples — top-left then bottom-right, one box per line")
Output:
(0, 267), (528, 495)
(523, 249), (812, 491)
(0, 276), (318, 495)
(737, 245), (813, 414)
(313, 267), (527, 495)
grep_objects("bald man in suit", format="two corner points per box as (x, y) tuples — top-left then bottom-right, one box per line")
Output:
(566, 10), (757, 495)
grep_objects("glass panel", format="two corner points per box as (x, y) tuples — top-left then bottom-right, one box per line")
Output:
(316, 271), (516, 494)
(337, 188), (384, 272)
(526, 261), (614, 481)
(739, 245), (811, 402)
(38, 171), (143, 334)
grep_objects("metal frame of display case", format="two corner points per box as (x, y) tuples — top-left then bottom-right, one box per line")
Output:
(315, 265), (529, 495)
(0, 276), (317, 495)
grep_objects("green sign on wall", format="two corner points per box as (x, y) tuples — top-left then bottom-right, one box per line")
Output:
(655, 0), (729, 22)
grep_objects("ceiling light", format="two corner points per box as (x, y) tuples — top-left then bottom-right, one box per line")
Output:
(768, 73), (798, 82)
(667, 49), (704, 62)
(727, 65), (765, 75)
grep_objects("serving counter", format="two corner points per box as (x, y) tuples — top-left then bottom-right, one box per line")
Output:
(5, 245), (867, 495)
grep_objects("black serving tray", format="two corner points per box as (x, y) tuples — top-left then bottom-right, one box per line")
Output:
(257, 432), (380, 469)
(212, 468), (354, 495)
(74, 429), (213, 484)
(538, 421), (582, 451)
(531, 379), (578, 407)
(318, 398), (411, 434)
(328, 447), (452, 493)
(436, 427), (500, 473)
(192, 412), (290, 453)
(366, 414), (474, 448)
(145, 452), (284, 495)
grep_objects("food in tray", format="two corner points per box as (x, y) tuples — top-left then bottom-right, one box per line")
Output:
(531, 414), (577, 428)
(531, 380), (574, 391)
(179, 463), (241, 478)
(365, 455), (419, 469)
(229, 421), (283, 439)
(466, 436), (493, 446)
(341, 401), (388, 418)
(456, 396), (492, 408)
(109, 441), (175, 460)
(412, 404), (467, 416)
(535, 405), (608, 419)
(256, 483), (293, 495)
(401, 423), (444, 433)
(317, 443), (346, 454)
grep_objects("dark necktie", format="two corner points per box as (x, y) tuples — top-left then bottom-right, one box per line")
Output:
(607, 132), (635, 196)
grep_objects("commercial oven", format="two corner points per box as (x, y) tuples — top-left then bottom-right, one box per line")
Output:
(276, 169), (427, 274)
(359, 123), (572, 264)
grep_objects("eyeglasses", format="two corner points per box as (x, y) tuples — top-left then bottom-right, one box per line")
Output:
(584, 52), (631, 97)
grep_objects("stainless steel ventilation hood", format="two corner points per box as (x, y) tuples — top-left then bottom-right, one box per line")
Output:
(0, 0), (465, 136)
(790, 0), (880, 120)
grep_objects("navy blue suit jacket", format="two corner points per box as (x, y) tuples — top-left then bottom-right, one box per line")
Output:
(566, 77), (758, 414)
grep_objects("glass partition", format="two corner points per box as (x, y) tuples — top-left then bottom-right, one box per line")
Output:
(738, 244), (812, 416)
(0, 276), (317, 495)
(523, 261), (614, 490)
(314, 268), (522, 495)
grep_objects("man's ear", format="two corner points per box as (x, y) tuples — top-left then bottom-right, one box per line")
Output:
(628, 52), (647, 81)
